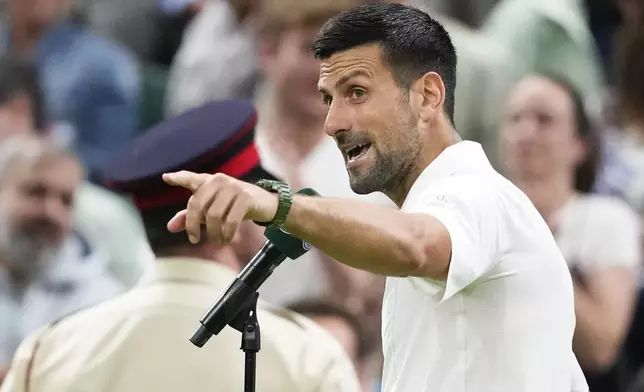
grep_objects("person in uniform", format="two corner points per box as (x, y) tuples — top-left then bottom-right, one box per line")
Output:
(0, 100), (360, 392)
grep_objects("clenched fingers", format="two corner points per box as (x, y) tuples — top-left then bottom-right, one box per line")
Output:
(221, 192), (251, 244)
(185, 180), (220, 243)
(205, 187), (236, 244)
(167, 210), (187, 233)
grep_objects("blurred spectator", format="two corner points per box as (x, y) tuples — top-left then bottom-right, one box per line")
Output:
(84, 0), (161, 62)
(0, 137), (122, 380)
(152, 0), (204, 66)
(0, 57), (43, 137)
(0, 56), (153, 288)
(287, 299), (378, 392)
(500, 74), (641, 392)
(252, 0), (391, 313)
(585, 0), (623, 81)
(167, 0), (262, 116)
(482, 0), (604, 101)
(592, 0), (644, 216)
(607, 2), (644, 386)
(0, 0), (141, 182)
(420, 0), (500, 28)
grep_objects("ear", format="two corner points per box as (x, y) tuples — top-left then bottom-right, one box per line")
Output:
(409, 72), (445, 123)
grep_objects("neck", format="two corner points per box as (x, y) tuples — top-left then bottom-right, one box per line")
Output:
(513, 174), (575, 221)
(388, 121), (461, 207)
(261, 95), (327, 166)
(155, 244), (242, 272)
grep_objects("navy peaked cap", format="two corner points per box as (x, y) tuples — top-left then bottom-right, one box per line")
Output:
(103, 100), (275, 210)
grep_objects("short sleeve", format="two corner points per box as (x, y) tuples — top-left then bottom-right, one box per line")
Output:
(409, 182), (501, 302)
(577, 197), (641, 272)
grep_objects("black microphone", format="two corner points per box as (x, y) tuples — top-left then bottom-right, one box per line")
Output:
(189, 188), (318, 348)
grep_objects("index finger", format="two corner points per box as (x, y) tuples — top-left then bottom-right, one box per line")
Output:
(162, 171), (211, 192)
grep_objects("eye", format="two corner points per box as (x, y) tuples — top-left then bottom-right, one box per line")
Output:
(350, 88), (366, 101)
(321, 93), (333, 107)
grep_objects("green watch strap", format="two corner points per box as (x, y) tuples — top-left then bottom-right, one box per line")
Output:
(254, 179), (293, 227)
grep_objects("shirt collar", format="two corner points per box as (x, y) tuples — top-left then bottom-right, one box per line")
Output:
(402, 141), (492, 210)
(138, 257), (239, 289)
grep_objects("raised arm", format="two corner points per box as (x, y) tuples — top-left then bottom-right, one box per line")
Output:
(163, 172), (452, 280)
(281, 194), (452, 279)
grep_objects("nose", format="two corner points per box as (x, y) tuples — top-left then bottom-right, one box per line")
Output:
(324, 101), (353, 138)
(505, 116), (539, 144)
(42, 194), (69, 228)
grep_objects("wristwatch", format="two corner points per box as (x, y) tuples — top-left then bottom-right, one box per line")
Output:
(254, 179), (293, 227)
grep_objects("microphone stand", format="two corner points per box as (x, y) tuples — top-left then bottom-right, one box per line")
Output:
(228, 292), (261, 392)
(189, 188), (320, 392)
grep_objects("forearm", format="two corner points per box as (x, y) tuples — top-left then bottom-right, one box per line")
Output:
(281, 195), (450, 278)
(573, 287), (625, 370)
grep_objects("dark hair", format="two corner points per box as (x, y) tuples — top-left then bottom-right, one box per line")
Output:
(287, 299), (372, 361)
(312, 3), (458, 123)
(614, 1), (644, 129)
(0, 57), (46, 132)
(535, 72), (601, 193)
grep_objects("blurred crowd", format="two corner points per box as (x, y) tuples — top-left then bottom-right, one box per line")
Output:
(0, 0), (642, 391)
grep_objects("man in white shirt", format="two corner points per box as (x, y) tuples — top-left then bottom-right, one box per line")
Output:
(161, 3), (588, 391)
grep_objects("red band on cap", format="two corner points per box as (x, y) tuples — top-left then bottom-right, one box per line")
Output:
(133, 143), (261, 209)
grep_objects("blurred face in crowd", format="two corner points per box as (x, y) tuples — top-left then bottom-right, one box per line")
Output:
(0, 94), (36, 138)
(0, 149), (82, 281)
(501, 75), (586, 183)
(318, 44), (423, 198)
(260, 25), (328, 120)
(10, 0), (72, 29)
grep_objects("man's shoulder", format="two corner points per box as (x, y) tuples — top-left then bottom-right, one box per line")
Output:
(259, 305), (343, 346)
(409, 170), (513, 211)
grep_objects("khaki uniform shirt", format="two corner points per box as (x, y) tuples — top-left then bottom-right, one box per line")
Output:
(0, 258), (360, 392)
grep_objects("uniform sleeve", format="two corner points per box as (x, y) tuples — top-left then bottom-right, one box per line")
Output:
(0, 327), (48, 392)
(293, 318), (362, 392)
(314, 350), (361, 392)
(411, 184), (501, 302)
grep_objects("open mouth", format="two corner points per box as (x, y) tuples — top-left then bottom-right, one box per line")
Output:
(346, 143), (371, 163)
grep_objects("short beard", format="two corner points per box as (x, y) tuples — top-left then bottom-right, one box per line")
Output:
(0, 222), (59, 289)
(348, 106), (422, 196)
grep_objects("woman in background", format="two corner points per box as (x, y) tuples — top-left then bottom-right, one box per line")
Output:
(500, 73), (641, 392)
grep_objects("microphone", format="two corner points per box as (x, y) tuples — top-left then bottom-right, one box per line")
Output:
(189, 188), (318, 348)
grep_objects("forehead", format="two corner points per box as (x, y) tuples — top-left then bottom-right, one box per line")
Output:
(318, 44), (390, 90)
(507, 76), (573, 112)
(10, 155), (81, 189)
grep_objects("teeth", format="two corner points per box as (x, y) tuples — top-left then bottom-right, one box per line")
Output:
(348, 144), (366, 160)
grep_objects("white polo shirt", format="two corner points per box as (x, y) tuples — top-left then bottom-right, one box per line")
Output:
(381, 141), (588, 392)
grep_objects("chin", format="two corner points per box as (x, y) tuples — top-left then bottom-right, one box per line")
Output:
(348, 176), (380, 195)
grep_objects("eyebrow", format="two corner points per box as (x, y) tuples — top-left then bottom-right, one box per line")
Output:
(318, 69), (371, 94)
